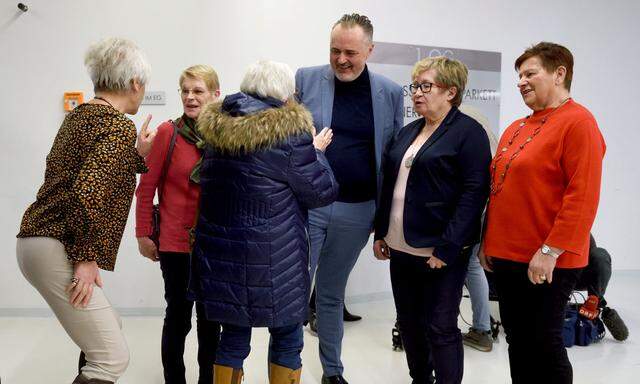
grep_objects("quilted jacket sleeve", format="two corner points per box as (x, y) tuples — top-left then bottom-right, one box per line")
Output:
(286, 132), (338, 209)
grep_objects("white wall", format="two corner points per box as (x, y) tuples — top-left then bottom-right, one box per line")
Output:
(1, 0), (639, 311)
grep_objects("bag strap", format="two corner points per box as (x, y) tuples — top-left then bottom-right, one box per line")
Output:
(157, 121), (179, 201)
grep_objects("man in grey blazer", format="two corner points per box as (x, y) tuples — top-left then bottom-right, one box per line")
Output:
(295, 13), (404, 384)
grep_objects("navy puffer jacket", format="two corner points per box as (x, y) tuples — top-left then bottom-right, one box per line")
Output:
(191, 93), (338, 327)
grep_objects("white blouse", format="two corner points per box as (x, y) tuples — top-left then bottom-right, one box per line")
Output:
(384, 132), (434, 258)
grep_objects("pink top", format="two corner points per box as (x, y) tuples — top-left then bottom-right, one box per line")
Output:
(384, 133), (434, 257)
(135, 121), (201, 253)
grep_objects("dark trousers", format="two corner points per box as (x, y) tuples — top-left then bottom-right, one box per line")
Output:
(575, 247), (611, 306)
(160, 252), (221, 384)
(390, 247), (471, 384)
(215, 323), (304, 370)
(493, 258), (581, 384)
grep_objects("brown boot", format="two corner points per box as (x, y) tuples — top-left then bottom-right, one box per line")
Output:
(269, 363), (302, 384)
(72, 374), (113, 384)
(213, 364), (244, 384)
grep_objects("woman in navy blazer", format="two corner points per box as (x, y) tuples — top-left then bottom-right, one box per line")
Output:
(373, 56), (491, 384)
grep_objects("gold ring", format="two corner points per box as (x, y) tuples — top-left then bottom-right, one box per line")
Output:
(539, 275), (546, 281)
(70, 277), (79, 285)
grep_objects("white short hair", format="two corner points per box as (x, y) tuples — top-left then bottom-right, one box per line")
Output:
(240, 60), (295, 101)
(84, 37), (151, 92)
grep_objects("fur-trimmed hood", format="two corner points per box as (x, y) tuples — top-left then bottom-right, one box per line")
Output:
(197, 93), (315, 155)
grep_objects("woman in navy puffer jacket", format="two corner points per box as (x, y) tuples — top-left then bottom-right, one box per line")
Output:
(191, 60), (338, 384)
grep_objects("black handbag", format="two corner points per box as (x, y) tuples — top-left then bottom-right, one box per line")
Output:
(150, 122), (179, 248)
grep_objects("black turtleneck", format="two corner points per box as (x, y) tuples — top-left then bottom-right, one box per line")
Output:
(326, 66), (376, 203)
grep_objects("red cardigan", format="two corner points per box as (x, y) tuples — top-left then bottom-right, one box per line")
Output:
(483, 100), (606, 268)
(135, 121), (201, 253)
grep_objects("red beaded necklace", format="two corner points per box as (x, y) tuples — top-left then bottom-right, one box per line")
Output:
(489, 98), (571, 196)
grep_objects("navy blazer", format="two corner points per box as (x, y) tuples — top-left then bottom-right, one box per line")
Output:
(295, 64), (404, 199)
(374, 107), (491, 265)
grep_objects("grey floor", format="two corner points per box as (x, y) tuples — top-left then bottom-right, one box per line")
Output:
(1, 271), (638, 383)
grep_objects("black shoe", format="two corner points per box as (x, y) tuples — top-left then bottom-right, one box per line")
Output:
(411, 374), (435, 384)
(308, 311), (318, 335)
(602, 307), (629, 341)
(78, 351), (86, 375)
(322, 374), (349, 384)
(304, 307), (314, 326)
(343, 306), (362, 322)
(490, 315), (501, 340)
(392, 320), (403, 351)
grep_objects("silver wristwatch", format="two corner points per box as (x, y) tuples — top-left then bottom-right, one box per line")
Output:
(541, 244), (560, 259)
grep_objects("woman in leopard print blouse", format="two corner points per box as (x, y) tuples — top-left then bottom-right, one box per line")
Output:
(16, 37), (155, 384)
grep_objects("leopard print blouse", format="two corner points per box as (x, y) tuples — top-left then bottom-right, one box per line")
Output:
(18, 103), (147, 271)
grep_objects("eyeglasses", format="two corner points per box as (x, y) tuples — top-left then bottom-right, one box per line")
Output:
(409, 82), (444, 94)
(179, 88), (208, 97)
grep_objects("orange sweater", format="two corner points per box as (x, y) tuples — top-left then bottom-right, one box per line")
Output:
(483, 100), (605, 268)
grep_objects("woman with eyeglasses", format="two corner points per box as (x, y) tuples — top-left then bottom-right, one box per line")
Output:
(373, 56), (491, 384)
(135, 65), (221, 384)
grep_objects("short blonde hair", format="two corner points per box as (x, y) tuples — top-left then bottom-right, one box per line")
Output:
(84, 37), (150, 92)
(412, 56), (468, 107)
(240, 60), (295, 101)
(179, 64), (220, 92)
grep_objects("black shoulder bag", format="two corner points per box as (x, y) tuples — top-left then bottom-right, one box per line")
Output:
(150, 122), (179, 248)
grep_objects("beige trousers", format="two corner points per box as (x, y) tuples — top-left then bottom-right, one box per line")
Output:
(16, 237), (129, 382)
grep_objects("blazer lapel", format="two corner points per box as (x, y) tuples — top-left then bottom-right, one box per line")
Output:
(370, 72), (385, 169)
(413, 107), (459, 161)
(390, 119), (422, 174)
(322, 66), (334, 129)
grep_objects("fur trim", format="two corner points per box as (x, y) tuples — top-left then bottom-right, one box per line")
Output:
(197, 100), (315, 154)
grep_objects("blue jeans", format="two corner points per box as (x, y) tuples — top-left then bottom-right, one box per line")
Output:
(464, 244), (491, 332)
(215, 323), (303, 370)
(308, 200), (375, 376)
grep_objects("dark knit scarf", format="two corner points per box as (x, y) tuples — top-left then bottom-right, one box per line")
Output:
(174, 114), (206, 184)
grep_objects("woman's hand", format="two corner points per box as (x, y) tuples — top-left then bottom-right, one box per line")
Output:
(427, 255), (446, 269)
(528, 248), (557, 284)
(313, 127), (333, 152)
(478, 243), (493, 272)
(373, 239), (390, 260)
(137, 237), (159, 262)
(136, 114), (156, 157)
(66, 260), (103, 308)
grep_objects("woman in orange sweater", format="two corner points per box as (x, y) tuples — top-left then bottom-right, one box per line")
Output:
(481, 42), (606, 383)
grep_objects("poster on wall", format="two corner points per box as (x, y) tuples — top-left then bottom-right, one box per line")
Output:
(369, 42), (501, 137)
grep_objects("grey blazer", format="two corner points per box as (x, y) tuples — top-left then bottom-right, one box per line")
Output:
(295, 64), (404, 196)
